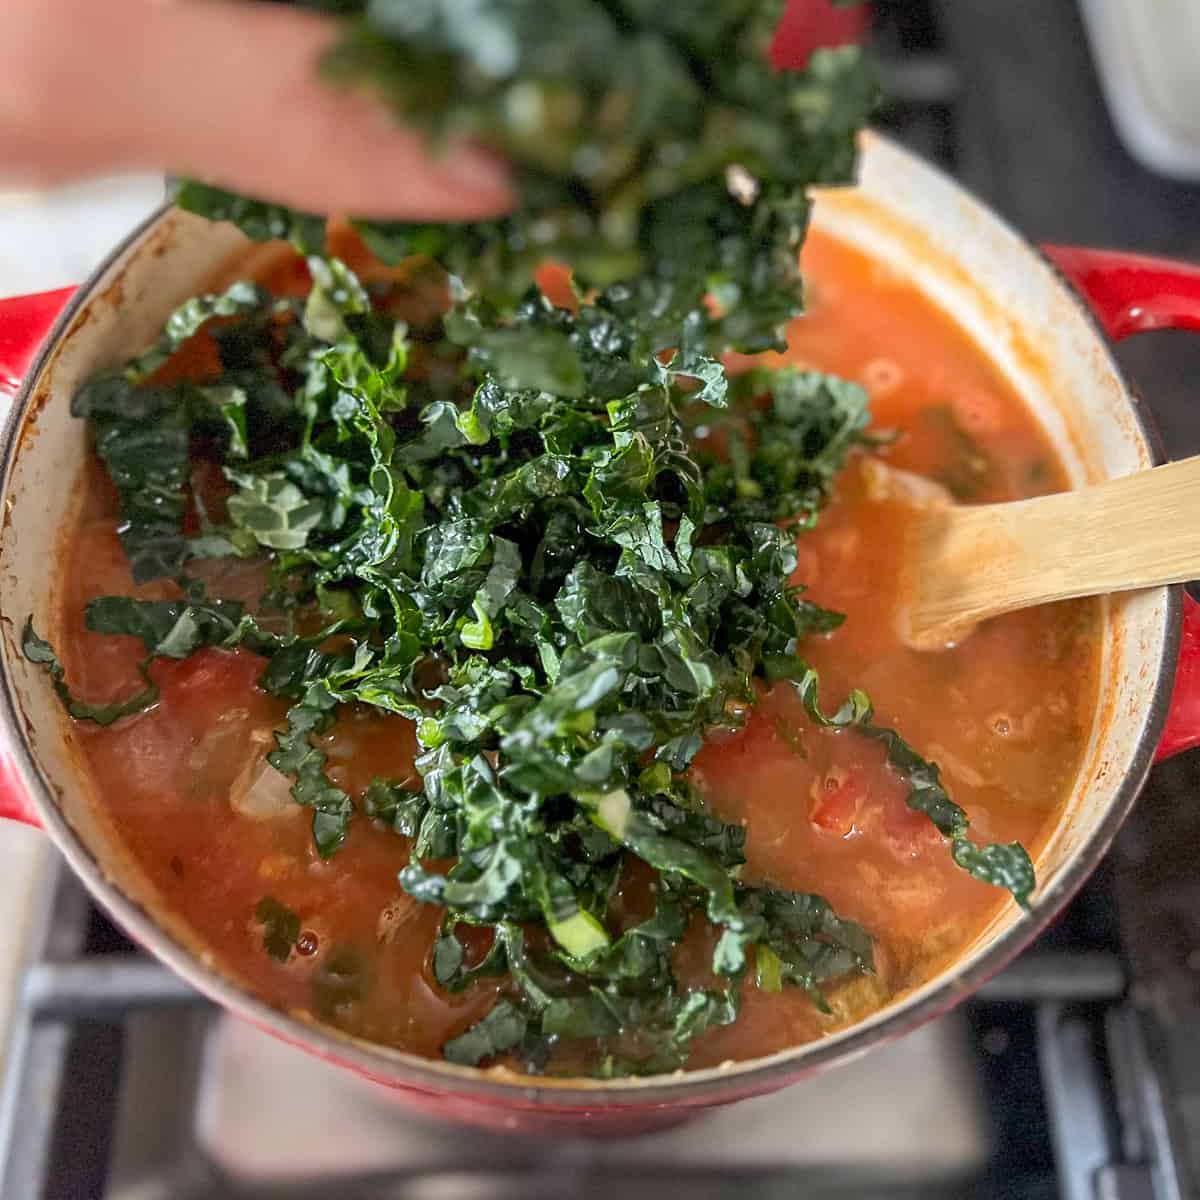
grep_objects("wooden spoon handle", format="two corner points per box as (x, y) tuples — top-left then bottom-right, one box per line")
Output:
(913, 455), (1200, 636)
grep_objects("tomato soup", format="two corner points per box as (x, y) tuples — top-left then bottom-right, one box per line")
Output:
(57, 233), (1099, 1072)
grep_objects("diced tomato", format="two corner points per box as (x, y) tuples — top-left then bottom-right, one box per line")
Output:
(770, 0), (871, 71)
(256, 248), (313, 298)
(810, 758), (941, 859)
(810, 766), (863, 837)
(534, 261), (576, 310)
(152, 648), (268, 733)
(154, 646), (263, 696)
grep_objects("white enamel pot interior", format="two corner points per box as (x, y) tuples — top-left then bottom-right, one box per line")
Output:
(0, 131), (1178, 1127)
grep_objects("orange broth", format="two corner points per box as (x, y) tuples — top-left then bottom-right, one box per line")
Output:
(59, 232), (1099, 1072)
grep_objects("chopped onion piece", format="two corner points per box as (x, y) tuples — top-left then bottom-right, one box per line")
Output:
(229, 733), (293, 821)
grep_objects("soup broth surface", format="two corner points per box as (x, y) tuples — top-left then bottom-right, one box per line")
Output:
(59, 232), (1099, 1072)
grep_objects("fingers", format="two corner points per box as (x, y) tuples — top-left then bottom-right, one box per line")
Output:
(0, 0), (515, 221)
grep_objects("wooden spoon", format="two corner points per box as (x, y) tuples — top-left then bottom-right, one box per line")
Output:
(862, 456), (1200, 650)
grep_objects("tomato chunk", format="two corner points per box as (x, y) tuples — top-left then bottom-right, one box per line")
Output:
(152, 648), (269, 733)
(810, 766), (864, 837)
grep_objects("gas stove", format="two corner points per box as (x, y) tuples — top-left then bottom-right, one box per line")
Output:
(2, 3), (1200, 1197)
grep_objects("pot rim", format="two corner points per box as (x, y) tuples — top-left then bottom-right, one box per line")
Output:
(0, 133), (1182, 1110)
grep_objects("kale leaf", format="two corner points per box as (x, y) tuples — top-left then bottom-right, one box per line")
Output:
(443, 998), (528, 1068)
(71, 375), (192, 583)
(175, 182), (326, 254)
(255, 896), (302, 961)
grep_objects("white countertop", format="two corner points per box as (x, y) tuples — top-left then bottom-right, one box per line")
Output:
(0, 174), (165, 299)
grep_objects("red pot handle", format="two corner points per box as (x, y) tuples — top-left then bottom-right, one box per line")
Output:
(0, 286), (76, 827)
(771, 0), (872, 70)
(0, 287), (76, 405)
(1044, 245), (1200, 762)
(0, 760), (39, 826)
(1041, 246), (1200, 342)
(1158, 594), (1200, 762)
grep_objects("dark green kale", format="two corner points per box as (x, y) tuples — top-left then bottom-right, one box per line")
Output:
(706, 366), (875, 522)
(24, 2), (1036, 1076)
(35, 258), (900, 1069)
(444, 998), (528, 1068)
(255, 896), (302, 961)
(70, 283), (297, 582)
(267, 683), (355, 857)
(175, 182), (326, 255)
(71, 375), (192, 583)
(178, 0), (879, 358)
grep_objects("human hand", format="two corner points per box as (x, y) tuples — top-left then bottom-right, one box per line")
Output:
(0, 0), (514, 220)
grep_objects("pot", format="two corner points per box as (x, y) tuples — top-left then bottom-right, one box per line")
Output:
(1, 132), (1198, 1135)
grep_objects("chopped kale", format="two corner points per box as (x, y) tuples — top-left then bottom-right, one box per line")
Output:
(23, 2), (1036, 1076)
(255, 896), (302, 962)
(444, 999), (528, 1068)
(178, 0), (879, 359)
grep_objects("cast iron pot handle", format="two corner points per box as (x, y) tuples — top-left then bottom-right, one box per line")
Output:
(0, 286), (76, 824)
(1044, 245), (1200, 762)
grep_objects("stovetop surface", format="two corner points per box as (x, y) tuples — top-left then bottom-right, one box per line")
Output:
(3, 2), (1200, 1198)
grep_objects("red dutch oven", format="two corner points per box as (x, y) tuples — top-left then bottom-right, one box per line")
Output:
(1, 132), (1200, 1134)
